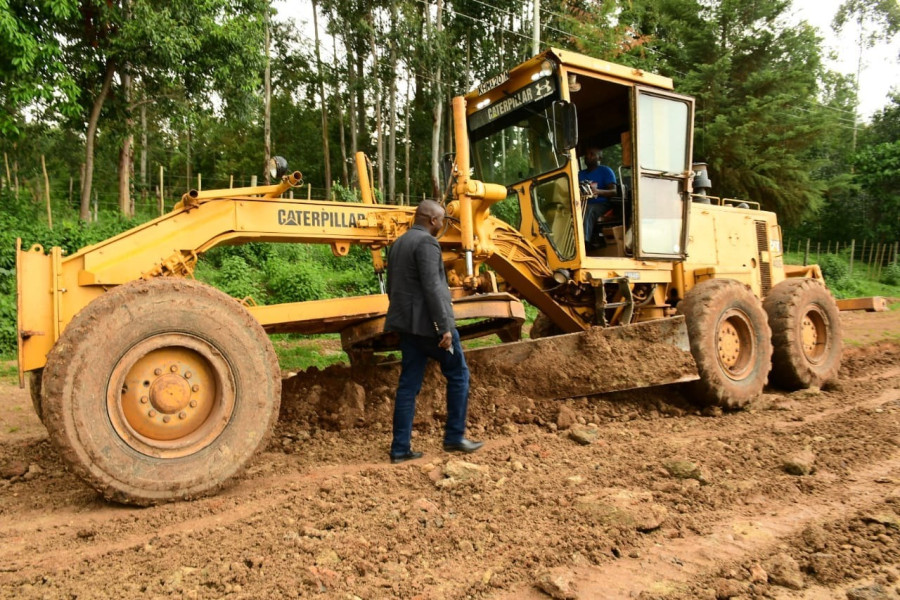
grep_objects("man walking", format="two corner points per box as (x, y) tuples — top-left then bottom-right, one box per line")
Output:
(384, 200), (483, 463)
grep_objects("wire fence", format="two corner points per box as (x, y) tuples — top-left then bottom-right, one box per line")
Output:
(784, 237), (900, 279)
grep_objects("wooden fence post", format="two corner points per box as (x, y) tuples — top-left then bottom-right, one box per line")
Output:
(826, 240), (831, 254)
(835, 241), (840, 255)
(894, 242), (899, 266)
(41, 155), (53, 230)
(849, 240), (855, 275)
(197, 173), (201, 192)
(158, 165), (164, 216)
(867, 242), (876, 277)
(816, 241), (820, 262)
(804, 239), (810, 266)
(250, 175), (257, 187)
(861, 240), (867, 274)
(229, 174), (234, 189)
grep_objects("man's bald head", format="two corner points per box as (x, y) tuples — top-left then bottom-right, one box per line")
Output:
(414, 200), (446, 236)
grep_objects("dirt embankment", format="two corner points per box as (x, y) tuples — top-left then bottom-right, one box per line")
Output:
(0, 309), (898, 599)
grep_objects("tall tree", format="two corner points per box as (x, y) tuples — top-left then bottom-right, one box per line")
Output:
(833, 0), (900, 150)
(0, 0), (80, 137)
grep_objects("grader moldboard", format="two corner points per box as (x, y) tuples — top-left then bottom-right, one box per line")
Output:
(16, 48), (842, 505)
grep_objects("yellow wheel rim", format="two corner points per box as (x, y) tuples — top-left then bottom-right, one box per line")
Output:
(716, 308), (755, 379)
(799, 306), (827, 364)
(107, 333), (235, 459)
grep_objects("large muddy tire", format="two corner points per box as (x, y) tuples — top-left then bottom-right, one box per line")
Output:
(763, 278), (842, 390)
(29, 369), (43, 423)
(678, 279), (772, 409)
(530, 312), (562, 340)
(41, 278), (281, 505)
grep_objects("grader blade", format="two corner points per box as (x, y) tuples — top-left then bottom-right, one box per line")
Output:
(462, 316), (699, 400)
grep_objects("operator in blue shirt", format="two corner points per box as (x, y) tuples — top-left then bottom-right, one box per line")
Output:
(578, 147), (617, 248)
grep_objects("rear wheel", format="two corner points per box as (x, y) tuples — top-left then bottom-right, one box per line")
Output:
(29, 369), (43, 423)
(678, 279), (772, 409)
(763, 278), (842, 390)
(42, 278), (281, 505)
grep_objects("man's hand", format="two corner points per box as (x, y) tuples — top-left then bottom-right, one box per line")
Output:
(439, 331), (453, 350)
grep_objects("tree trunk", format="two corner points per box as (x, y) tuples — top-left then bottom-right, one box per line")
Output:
(371, 20), (383, 198)
(334, 34), (349, 186)
(343, 33), (358, 179)
(118, 69), (134, 216)
(404, 75), (411, 205)
(80, 61), (116, 221)
(312, 0), (331, 200)
(429, 0), (444, 199)
(185, 121), (192, 190)
(264, 10), (272, 184)
(387, 1), (398, 203)
(140, 103), (148, 202)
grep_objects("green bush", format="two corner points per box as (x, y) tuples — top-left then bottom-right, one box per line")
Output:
(816, 254), (849, 284)
(881, 262), (900, 286)
(264, 255), (327, 303)
(195, 255), (263, 301)
(0, 293), (17, 353)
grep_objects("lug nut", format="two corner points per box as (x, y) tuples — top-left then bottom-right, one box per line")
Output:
(148, 409), (157, 417)
(170, 365), (178, 372)
(162, 415), (171, 423)
(154, 368), (162, 376)
(189, 400), (198, 408)
(192, 384), (200, 392)
(140, 396), (148, 404)
(184, 371), (192, 379)
(179, 411), (187, 420)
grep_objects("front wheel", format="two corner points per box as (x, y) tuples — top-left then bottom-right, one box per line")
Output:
(763, 278), (842, 390)
(41, 278), (281, 505)
(678, 279), (772, 409)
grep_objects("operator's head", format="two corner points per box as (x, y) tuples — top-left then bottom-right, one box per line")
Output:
(415, 199), (445, 237)
(585, 147), (602, 169)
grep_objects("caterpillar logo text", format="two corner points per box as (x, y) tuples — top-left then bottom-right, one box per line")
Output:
(278, 209), (367, 228)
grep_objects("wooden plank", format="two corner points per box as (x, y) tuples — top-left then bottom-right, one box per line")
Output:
(836, 297), (888, 312)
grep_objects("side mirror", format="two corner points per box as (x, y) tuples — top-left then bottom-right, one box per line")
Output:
(551, 101), (578, 154)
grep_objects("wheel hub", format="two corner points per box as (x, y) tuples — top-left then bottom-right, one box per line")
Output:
(716, 309), (755, 379)
(149, 373), (192, 414)
(108, 333), (234, 458)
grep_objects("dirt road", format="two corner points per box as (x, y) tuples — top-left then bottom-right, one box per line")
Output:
(1, 309), (899, 599)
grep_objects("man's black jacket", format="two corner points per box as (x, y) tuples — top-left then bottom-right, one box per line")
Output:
(384, 224), (455, 337)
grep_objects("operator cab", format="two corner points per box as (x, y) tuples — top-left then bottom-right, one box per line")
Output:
(465, 49), (695, 267)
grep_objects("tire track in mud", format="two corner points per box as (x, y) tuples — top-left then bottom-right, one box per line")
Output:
(495, 451), (900, 599)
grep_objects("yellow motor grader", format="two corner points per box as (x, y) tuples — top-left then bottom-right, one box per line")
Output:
(16, 48), (841, 504)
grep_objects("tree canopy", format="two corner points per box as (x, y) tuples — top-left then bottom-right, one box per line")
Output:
(0, 0), (897, 244)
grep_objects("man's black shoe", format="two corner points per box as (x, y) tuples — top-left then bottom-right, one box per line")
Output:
(443, 439), (484, 453)
(390, 451), (423, 464)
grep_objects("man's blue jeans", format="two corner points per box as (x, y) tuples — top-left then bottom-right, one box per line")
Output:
(584, 200), (611, 245)
(391, 329), (470, 457)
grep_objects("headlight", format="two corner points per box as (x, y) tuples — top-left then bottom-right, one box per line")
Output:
(266, 156), (289, 181)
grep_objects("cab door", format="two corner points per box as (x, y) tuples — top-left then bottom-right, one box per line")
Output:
(631, 88), (695, 260)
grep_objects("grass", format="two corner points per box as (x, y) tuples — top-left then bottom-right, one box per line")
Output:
(270, 333), (349, 372)
(0, 357), (17, 386)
